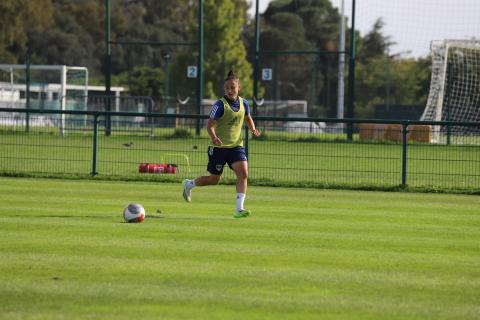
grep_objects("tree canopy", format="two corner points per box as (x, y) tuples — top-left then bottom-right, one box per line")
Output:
(0, 0), (430, 117)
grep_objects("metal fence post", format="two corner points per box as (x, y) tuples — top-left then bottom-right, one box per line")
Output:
(446, 62), (453, 145)
(346, 0), (356, 140)
(91, 114), (99, 176)
(401, 123), (408, 187)
(104, 0), (112, 136)
(253, 0), (260, 116)
(196, 0), (204, 136)
(25, 52), (31, 133)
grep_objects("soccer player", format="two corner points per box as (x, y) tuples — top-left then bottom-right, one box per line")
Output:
(182, 70), (261, 218)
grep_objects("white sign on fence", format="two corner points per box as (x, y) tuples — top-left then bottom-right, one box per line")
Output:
(187, 66), (198, 78)
(262, 68), (272, 81)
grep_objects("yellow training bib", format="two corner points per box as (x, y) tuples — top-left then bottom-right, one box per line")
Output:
(214, 97), (245, 147)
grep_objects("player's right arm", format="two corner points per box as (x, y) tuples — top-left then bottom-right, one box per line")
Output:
(207, 100), (224, 146)
(207, 119), (222, 146)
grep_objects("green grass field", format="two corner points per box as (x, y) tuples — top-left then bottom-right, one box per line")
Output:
(1, 177), (479, 319)
(1, 129), (480, 191)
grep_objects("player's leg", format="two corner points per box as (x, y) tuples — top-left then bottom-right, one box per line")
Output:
(231, 160), (250, 218)
(183, 174), (220, 202)
(182, 147), (225, 202)
(231, 160), (248, 194)
(229, 147), (251, 218)
(194, 174), (221, 186)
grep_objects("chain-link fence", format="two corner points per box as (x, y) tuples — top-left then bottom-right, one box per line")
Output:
(1, 106), (479, 192)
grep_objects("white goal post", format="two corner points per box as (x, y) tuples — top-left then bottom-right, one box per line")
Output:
(421, 40), (480, 142)
(0, 64), (88, 135)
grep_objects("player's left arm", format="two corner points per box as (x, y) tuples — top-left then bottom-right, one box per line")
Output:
(245, 115), (261, 137)
(242, 98), (261, 137)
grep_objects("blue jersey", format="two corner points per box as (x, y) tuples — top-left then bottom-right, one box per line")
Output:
(209, 96), (251, 120)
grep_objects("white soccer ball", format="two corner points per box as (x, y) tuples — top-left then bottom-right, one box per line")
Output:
(123, 203), (145, 223)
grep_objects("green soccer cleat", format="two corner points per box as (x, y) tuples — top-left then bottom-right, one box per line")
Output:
(182, 179), (191, 202)
(233, 209), (251, 219)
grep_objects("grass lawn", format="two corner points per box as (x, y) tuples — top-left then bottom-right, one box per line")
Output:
(1, 129), (480, 191)
(0, 177), (479, 319)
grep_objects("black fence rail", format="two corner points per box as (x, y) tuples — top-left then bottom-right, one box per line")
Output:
(1, 108), (479, 193)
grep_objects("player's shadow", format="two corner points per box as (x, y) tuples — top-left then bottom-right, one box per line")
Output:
(145, 215), (163, 219)
(14, 214), (114, 219)
(158, 215), (231, 221)
(13, 214), (230, 222)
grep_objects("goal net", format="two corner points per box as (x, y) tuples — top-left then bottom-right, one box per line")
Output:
(421, 40), (480, 142)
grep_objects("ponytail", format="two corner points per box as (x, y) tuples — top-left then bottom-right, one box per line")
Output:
(225, 70), (239, 82)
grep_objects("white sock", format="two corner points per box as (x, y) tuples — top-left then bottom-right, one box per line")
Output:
(236, 193), (245, 211)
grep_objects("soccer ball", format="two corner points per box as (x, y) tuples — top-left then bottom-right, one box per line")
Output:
(123, 203), (145, 223)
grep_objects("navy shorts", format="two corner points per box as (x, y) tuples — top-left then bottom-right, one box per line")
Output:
(207, 146), (247, 175)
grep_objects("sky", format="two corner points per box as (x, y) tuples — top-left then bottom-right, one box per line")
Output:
(249, 0), (480, 57)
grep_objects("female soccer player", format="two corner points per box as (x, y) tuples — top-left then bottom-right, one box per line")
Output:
(182, 70), (261, 218)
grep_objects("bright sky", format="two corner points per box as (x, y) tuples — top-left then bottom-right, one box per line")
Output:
(249, 0), (480, 57)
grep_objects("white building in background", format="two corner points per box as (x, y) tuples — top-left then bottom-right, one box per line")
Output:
(0, 64), (125, 111)
(0, 64), (128, 134)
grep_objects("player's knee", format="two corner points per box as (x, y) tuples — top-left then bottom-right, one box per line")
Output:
(210, 175), (221, 185)
(237, 170), (248, 180)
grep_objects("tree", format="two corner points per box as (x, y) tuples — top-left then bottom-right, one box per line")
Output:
(108, 0), (197, 74)
(0, 0), (432, 119)
(22, 1), (104, 75)
(357, 18), (394, 64)
(258, 0), (341, 115)
(202, 0), (253, 99)
(355, 55), (431, 118)
(261, 11), (316, 101)
(112, 66), (164, 98)
(0, 0), (54, 63)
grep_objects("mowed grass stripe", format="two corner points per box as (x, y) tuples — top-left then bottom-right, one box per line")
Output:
(4, 208), (478, 260)
(1, 177), (479, 319)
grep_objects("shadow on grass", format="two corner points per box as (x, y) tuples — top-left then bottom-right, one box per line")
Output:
(13, 214), (116, 219)
(12, 213), (235, 222)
